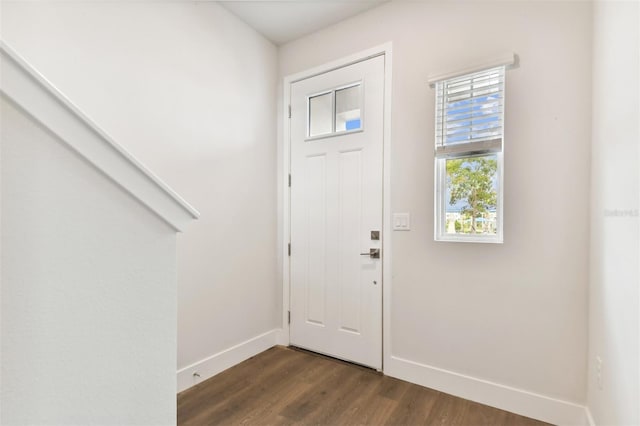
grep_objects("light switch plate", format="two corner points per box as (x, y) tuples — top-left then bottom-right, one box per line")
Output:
(393, 213), (411, 231)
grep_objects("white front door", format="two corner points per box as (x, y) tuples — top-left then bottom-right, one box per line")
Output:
(289, 55), (385, 369)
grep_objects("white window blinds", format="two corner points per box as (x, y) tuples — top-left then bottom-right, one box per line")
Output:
(435, 66), (505, 158)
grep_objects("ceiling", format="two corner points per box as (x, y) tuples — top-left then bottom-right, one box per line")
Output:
(218, 1), (388, 45)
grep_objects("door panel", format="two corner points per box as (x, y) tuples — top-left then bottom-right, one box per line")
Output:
(338, 149), (363, 334)
(290, 55), (384, 369)
(305, 154), (327, 326)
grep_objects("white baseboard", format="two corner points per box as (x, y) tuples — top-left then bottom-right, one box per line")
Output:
(177, 329), (280, 393)
(177, 334), (592, 425)
(275, 328), (289, 346)
(386, 355), (588, 426)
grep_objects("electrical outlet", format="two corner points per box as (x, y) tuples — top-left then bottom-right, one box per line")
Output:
(596, 356), (603, 390)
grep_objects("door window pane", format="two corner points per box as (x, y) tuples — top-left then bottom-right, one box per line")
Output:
(309, 92), (333, 137)
(335, 84), (362, 132)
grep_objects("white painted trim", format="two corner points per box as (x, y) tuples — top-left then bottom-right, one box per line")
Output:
(427, 52), (516, 87)
(275, 328), (289, 346)
(176, 329), (280, 393)
(286, 44), (390, 85)
(280, 75), (291, 346)
(0, 40), (199, 232)
(280, 43), (393, 363)
(585, 407), (596, 426)
(381, 46), (393, 372)
(386, 355), (588, 426)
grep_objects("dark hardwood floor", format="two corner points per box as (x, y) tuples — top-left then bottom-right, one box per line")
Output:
(178, 346), (550, 426)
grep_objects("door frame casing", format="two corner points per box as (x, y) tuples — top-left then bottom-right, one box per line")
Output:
(280, 43), (393, 371)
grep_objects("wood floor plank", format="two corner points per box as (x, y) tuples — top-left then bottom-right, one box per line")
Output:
(377, 374), (410, 401)
(181, 348), (311, 425)
(425, 393), (465, 425)
(344, 392), (399, 425)
(233, 353), (329, 424)
(178, 346), (289, 416)
(304, 369), (375, 424)
(386, 382), (439, 425)
(462, 400), (511, 426)
(177, 346), (551, 426)
(278, 359), (351, 421)
(339, 371), (391, 424)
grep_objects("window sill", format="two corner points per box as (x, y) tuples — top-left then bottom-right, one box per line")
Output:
(435, 234), (503, 244)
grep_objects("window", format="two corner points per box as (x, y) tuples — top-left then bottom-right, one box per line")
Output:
(309, 92), (333, 137)
(433, 66), (505, 243)
(307, 82), (362, 139)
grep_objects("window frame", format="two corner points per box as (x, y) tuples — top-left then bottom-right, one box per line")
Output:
(305, 80), (364, 142)
(433, 66), (506, 244)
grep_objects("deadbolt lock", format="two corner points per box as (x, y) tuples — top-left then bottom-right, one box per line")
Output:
(371, 230), (380, 240)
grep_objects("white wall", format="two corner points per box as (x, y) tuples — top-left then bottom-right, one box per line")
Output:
(1, 97), (179, 424)
(1, 0), (279, 385)
(278, 0), (592, 416)
(588, 2), (640, 425)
